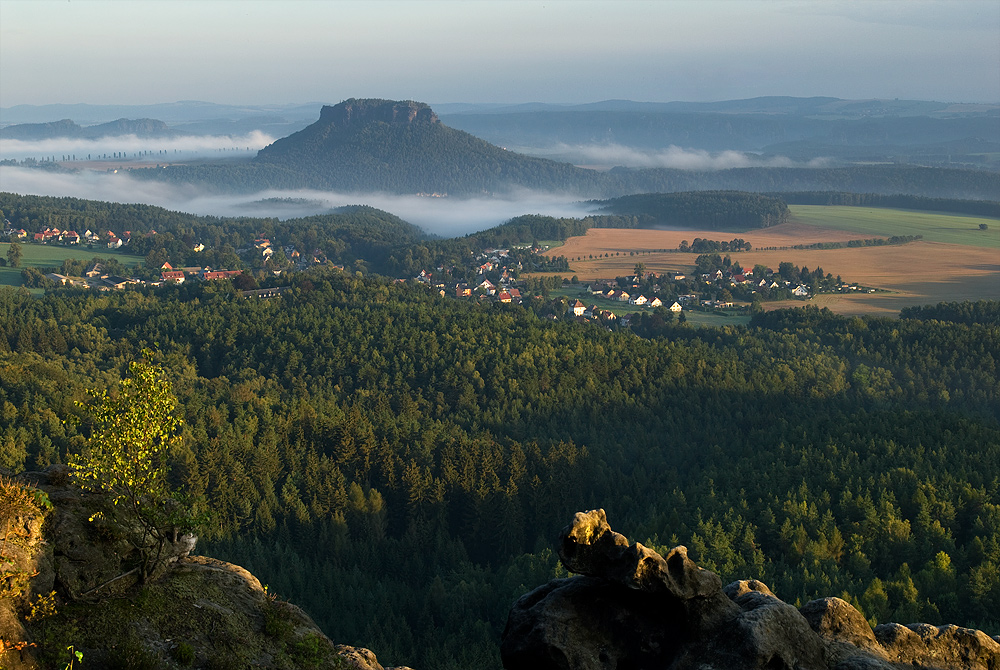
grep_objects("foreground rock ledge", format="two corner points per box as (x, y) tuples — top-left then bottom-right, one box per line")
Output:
(0, 466), (413, 670)
(501, 508), (1000, 670)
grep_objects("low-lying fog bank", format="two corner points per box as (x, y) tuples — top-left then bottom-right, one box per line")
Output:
(0, 165), (597, 237)
(512, 143), (832, 170)
(0, 131), (276, 163)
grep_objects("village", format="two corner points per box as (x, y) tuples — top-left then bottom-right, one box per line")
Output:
(3, 222), (343, 292)
(4, 221), (876, 324)
(412, 243), (877, 325)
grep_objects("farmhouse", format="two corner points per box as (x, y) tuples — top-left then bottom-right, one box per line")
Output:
(102, 276), (136, 290)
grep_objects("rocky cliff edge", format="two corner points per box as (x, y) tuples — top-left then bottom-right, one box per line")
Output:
(0, 467), (411, 670)
(502, 509), (1000, 670)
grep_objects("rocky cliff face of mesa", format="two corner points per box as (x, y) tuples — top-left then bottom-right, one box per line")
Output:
(0, 467), (412, 670)
(316, 99), (440, 128)
(501, 509), (1000, 670)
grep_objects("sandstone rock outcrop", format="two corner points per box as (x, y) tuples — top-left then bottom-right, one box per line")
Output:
(501, 509), (1000, 670)
(0, 466), (409, 670)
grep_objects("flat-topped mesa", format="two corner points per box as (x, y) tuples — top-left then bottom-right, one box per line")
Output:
(318, 98), (439, 128)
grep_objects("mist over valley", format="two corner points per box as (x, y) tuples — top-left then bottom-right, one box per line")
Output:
(3, 95), (998, 236)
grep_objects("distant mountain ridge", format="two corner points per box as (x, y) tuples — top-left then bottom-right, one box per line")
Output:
(441, 109), (1000, 154)
(438, 96), (1000, 118)
(119, 98), (1000, 200)
(0, 117), (175, 141)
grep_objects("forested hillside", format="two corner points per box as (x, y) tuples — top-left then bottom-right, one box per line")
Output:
(593, 191), (789, 228)
(250, 98), (608, 195)
(0, 270), (997, 668)
(0, 192), (424, 275)
(0, 117), (175, 141)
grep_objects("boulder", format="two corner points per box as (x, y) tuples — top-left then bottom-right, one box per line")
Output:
(501, 509), (1000, 670)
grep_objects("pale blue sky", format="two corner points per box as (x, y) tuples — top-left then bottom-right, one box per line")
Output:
(1, 0), (997, 107)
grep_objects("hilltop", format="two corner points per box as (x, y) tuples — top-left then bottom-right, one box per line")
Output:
(250, 98), (604, 195)
(0, 118), (175, 141)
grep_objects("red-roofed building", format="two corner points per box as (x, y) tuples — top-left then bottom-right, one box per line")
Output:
(201, 269), (243, 281)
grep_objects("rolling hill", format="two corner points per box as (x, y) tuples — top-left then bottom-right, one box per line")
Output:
(0, 117), (176, 141)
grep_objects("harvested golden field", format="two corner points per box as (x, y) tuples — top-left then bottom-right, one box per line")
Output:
(543, 224), (999, 316)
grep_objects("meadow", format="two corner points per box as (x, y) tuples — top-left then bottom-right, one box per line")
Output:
(546, 206), (999, 316)
(786, 205), (999, 248)
(0, 242), (144, 287)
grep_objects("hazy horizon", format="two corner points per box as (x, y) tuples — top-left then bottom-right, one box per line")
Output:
(2, 1), (997, 108)
(2, 0), (996, 232)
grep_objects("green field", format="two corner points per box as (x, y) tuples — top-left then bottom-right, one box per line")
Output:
(0, 242), (144, 287)
(788, 205), (1000, 248)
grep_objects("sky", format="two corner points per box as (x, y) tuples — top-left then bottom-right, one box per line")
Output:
(1, 0), (998, 108)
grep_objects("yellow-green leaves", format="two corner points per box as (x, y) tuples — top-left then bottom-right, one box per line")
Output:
(68, 353), (193, 579)
(70, 356), (181, 509)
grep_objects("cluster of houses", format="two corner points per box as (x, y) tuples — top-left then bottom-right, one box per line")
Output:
(235, 238), (339, 271)
(7, 225), (136, 249)
(575, 282), (685, 319)
(586, 282), (682, 310)
(157, 262), (244, 284)
(45, 262), (139, 291)
(453, 277), (525, 303)
(44, 261), (249, 291)
(706, 268), (812, 297)
(410, 247), (528, 304)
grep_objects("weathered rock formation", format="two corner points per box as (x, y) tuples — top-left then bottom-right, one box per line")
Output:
(317, 98), (441, 128)
(502, 509), (1000, 670)
(0, 466), (412, 670)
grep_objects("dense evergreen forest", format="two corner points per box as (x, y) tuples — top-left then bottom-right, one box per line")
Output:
(1, 192), (999, 667)
(592, 191), (790, 229)
(0, 270), (997, 668)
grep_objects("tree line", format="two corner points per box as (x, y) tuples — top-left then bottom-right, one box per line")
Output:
(0, 273), (997, 668)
